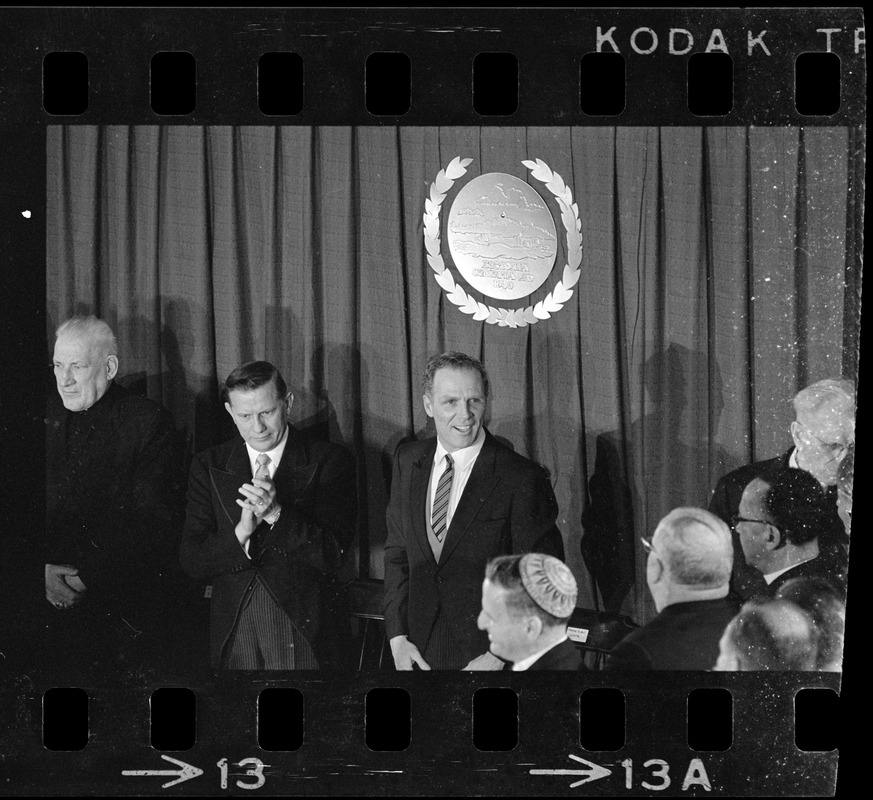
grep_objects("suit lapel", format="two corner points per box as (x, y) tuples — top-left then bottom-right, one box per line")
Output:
(438, 434), (501, 566)
(411, 439), (439, 566)
(208, 441), (251, 526)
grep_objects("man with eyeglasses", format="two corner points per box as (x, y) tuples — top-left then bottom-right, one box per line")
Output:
(709, 379), (854, 598)
(607, 508), (740, 671)
(733, 469), (847, 600)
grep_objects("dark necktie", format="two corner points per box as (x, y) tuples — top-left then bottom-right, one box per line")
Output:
(431, 454), (454, 542)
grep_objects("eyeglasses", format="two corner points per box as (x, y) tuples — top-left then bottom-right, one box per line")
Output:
(730, 514), (772, 531)
(798, 424), (850, 459)
(640, 536), (657, 555)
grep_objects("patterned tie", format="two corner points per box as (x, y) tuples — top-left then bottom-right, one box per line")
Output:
(431, 454), (454, 542)
(255, 452), (271, 482)
(249, 453), (272, 554)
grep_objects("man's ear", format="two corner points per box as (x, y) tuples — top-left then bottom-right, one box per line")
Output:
(422, 393), (434, 419)
(764, 524), (782, 550)
(790, 420), (803, 451)
(284, 392), (294, 416)
(224, 401), (233, 418)
(527, 615), (543, 640)
(649, 555), (665, 586)
(106, 355), (119, 381)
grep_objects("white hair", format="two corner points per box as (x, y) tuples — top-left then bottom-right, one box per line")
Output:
(793, 379), (855, 421)
(654, 507), (733, 588)
(55, 315), (118, 358)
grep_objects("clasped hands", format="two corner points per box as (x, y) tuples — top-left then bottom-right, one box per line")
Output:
(235, 476), (279, 543)
(45, 564), (87, 609)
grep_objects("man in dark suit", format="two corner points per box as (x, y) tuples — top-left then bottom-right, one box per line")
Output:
(384, 352), (563, 671)
(179, 361), (356, 670)
(733, 469), (847, 600)
(45, 315), (184, 677)
(471, 553), (583, 671)
(708, 379), (854, 597)
(608, 508), (740, 671)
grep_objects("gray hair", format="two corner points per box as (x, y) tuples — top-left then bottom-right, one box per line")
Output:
(793, 379), (855, 421)
(653, 507), (733, 588)
(55, 315), (118, 358)
(726, 598), (818, 671)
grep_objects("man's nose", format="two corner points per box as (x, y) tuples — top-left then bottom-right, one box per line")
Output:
(59, 367), (75, 385)
(477, 612), (486, 630)
(253, 417), (266, 432)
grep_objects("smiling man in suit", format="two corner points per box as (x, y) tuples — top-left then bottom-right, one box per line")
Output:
(179, 360), (356, 670)
(384, 352), (564, 671)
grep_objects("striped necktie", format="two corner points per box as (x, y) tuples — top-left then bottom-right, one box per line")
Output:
(431, 453), (454, 542)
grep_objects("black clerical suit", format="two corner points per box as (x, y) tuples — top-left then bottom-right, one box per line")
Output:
(44, 381), (185, 675)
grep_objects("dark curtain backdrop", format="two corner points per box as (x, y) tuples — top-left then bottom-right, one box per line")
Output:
(46, 125), (862, 624)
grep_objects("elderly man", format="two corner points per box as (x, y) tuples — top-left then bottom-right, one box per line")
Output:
(471, 553), (583, 671)
(836, 443), (853, 541)
(714, 598), (818, 671)
(384, 352), (563, 671)
(733, 469), (847, 599)
(607, 508), (740, 670)
(45, 315), (184, 676)
(179, 360), (356, 670)
(709, 379), (854, 597)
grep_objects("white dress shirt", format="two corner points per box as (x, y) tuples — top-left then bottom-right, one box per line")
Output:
(427, 428), (486, 532)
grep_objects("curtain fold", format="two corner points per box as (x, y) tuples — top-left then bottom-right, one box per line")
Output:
(46, 125), (861, 621)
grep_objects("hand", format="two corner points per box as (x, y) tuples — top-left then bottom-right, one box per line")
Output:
(45, 564), (86, 609)
(390, 635), (431, 671)
(463, 652), (505, 671)
(235, 477), (278, 535)
(65, 575), (87, 593)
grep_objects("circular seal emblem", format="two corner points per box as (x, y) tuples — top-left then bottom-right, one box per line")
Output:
(423, 157), (582, 328)
(447, 173), (558, 302)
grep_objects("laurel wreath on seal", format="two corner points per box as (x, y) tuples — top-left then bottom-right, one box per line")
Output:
(423, 156), (582, 328)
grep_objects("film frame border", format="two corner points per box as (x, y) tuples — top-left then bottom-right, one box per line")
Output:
(0, 6), (864, 797)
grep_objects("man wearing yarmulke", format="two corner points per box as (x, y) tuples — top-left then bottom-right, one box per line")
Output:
(469, 553), (584, 671)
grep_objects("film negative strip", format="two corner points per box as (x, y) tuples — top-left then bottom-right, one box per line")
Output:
(0, 7), (865, 796)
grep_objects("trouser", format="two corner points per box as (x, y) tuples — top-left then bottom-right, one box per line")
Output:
(223, 579), (318, 670)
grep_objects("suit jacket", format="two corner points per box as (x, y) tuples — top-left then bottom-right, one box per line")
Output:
(45, 381), (185, 628)
(765, 551), (848, 600)
(179, 428), (356, 669)
(708, 448), (847, 599)
(383, 430), (563, 668)
(607, 596), (741, 671)
(520, 638), (585, 671)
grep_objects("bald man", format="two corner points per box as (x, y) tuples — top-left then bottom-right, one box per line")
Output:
(608, 508), (740, 670)
(715, 598), (817, 671)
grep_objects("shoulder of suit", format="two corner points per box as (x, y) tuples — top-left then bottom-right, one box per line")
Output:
(487, 436), (548, 477)
(112, 382), (174, 428)
(294, 429), (355, 466)
(716, 450), (790, 489)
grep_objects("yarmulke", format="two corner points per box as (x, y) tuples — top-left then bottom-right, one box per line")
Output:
(520, 553), (577, 618)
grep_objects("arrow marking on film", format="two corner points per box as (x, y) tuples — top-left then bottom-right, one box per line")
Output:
(122, 754), (204, 788)
(530, 753), (613, 788)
